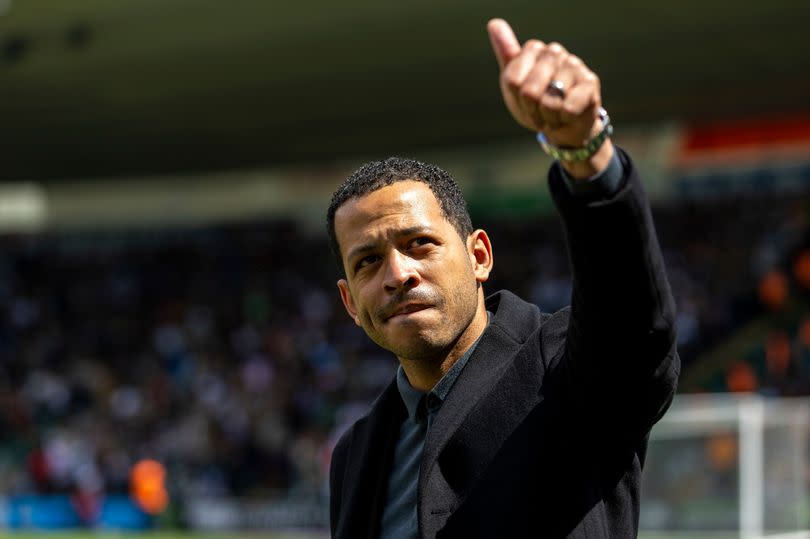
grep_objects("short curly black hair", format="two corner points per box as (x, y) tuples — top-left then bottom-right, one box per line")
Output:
(327, 157), (473, 274)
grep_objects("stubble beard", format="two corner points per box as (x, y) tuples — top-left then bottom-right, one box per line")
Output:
(375, 276), (481, 365)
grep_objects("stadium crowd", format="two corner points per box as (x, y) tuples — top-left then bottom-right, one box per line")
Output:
(1, 189), (810, 513)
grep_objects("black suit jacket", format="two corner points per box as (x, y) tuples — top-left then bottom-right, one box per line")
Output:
(329, 150), (680, 538)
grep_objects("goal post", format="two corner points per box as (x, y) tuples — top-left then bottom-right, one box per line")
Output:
(640, 394), (810, 538)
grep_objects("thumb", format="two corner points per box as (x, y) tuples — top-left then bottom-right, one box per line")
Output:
(487, 18), (521, 70)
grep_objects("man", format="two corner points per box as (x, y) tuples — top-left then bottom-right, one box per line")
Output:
(326, 18), (679, 539)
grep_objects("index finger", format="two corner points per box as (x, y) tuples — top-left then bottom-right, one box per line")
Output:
(487, 18), (521, 70)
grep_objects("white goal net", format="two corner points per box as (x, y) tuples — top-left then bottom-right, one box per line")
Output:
(640, 394), (810, 539)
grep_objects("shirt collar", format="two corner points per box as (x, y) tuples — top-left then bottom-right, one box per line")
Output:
(396, 366), (424, 421)
(395, 311), (491, 421)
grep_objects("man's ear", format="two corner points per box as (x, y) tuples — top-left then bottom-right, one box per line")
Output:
(337, 279), (362, 326)
(467, 229), (493, 283)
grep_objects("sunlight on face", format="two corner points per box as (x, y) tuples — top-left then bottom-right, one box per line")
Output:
(334, 181), (482, 363)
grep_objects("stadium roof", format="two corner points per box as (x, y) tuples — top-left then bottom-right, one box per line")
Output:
(0, 0), (808, 181)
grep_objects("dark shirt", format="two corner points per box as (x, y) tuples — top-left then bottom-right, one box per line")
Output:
(378, 323), (485, 539)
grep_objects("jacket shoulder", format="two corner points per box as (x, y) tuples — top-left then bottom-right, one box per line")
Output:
(486, 290), (546, 342)
(486, 289), (570, 365)
(329, 381), (397, 489)
(329, 379), (405, 538)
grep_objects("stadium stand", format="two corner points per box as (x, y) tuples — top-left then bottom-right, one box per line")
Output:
(1, 186), (810, 529)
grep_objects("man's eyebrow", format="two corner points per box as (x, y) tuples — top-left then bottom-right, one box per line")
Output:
(346, 242), (377, 262)
(396, 226), (434, 239)
(346, 226), (434, 261)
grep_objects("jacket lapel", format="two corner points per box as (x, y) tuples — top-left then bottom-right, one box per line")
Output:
(418, 291), (548, 536)
(334, 380), (406, 539)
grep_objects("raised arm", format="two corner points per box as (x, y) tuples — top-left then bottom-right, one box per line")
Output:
(487, 19), (679, 435)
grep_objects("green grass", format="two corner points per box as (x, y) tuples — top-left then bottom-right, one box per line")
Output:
(103, 532), (773, 539)
(0, 534), (327, 539)
(0, 533), (800, 539)
(0, 533), (741, 539)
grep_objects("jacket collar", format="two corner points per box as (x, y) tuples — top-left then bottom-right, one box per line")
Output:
(418, 290), (548, 536)
(333, 379), (406, 539)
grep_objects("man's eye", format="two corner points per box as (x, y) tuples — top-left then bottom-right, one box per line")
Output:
(356, 255), (379, 271)
(410, 237), (433, 248)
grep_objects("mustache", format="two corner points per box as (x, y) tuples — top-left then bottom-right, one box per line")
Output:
(377, 288), (441, 320)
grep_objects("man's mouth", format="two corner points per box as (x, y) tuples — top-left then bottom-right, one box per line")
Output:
(386, 303), (431, 321)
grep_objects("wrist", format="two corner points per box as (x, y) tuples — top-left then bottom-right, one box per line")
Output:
(561, 140), (614, 180)
(537, 107), (614, 179)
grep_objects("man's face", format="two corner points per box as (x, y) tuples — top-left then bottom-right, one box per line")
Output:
(334, 180), (490, 362)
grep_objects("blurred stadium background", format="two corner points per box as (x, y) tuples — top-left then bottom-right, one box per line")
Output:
(1, 0), (810, 537)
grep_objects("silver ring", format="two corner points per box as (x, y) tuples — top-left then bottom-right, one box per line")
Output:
(547, 79), (566, 98)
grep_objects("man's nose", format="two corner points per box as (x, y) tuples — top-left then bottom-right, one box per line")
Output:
(382, 250), (421, 292)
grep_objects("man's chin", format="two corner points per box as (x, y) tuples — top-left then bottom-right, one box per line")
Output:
(383, 308), (446, 338)
(381, 323), (451, 361)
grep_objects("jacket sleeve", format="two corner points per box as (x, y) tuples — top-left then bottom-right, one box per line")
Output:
(547, 147), (680, 438)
